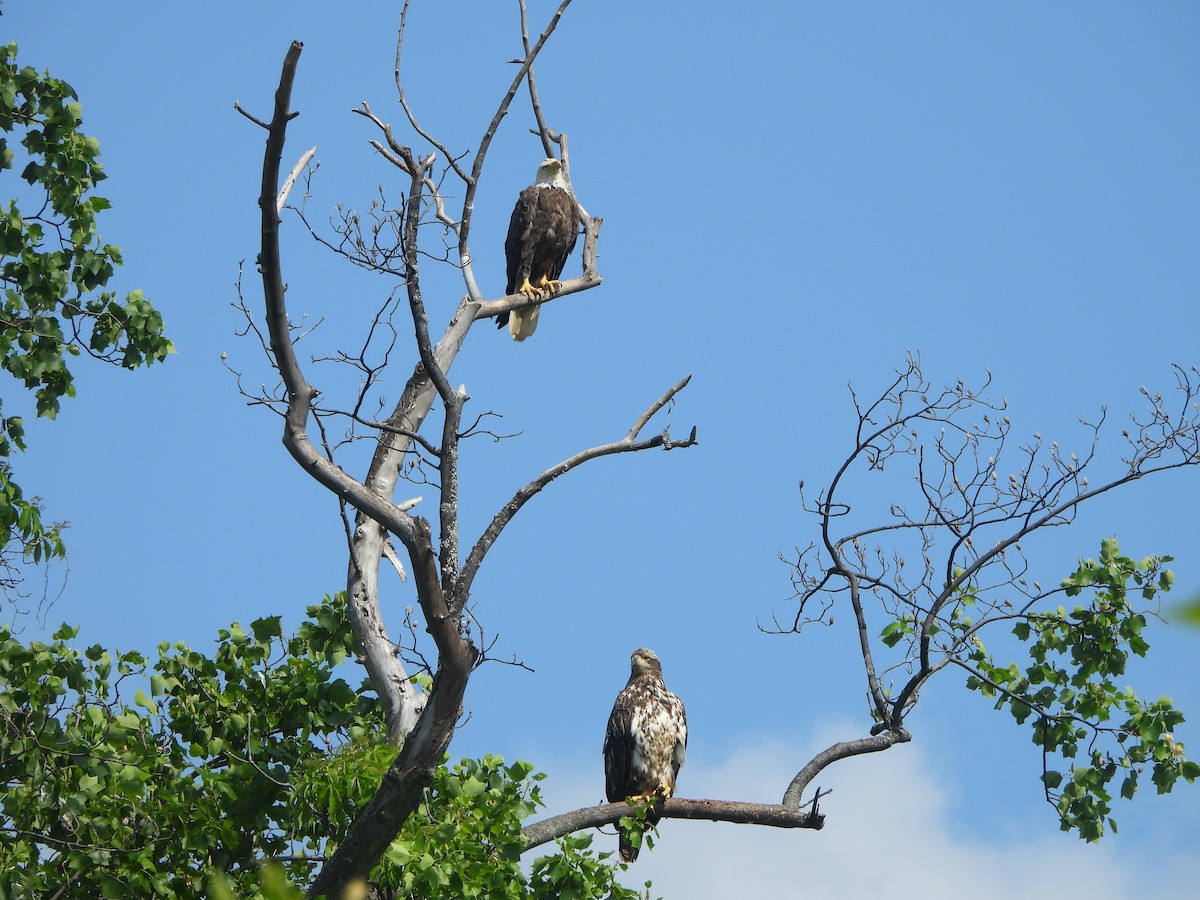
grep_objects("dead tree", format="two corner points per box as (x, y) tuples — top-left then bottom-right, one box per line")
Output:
(238, 3), (1198, 891)
(237, 3), (699, 895)
(522, 353), (1200, 849)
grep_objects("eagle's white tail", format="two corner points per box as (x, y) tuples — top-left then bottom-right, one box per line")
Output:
(508, 305), (540, 341)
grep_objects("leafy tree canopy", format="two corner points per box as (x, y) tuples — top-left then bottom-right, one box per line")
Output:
(0, 594), (642, 899)
(958, 539), (1199, 840)
(0, 38), (172, 601)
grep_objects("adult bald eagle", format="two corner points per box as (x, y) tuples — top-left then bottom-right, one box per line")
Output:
(603, 648), (688, 862)
(498, 157), (580, 341)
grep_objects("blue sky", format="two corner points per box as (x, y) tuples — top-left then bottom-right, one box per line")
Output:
(5, 2), (1200, 895)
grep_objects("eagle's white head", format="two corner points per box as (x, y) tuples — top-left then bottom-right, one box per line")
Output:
(534, 157), (568, 188)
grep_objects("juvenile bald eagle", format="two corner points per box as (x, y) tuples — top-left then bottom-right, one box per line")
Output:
(603, 648), (688, 862)
(498, 157), (580, 341)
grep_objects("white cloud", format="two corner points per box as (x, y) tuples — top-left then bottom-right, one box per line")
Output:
(533, 726), (1194, 899)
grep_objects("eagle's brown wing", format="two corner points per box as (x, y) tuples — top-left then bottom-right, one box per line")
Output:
(603, 687), (637, 803)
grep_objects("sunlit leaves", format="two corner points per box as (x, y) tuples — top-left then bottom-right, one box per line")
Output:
(368, 755), (643, 900)
(0, 41), (172, 600)
(288, 748), (643, 899)
(0, 42), (172, 403)
(0, 593), (640, 899)
(0, 594), (377, 898)
(962, 539), (1195, 840)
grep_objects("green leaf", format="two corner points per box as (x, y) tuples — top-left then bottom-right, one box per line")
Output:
(133, 688), (157, 714)
(1120, 774), (1138, 800)
(386, 840), (417, 866)
(251, 615), (283, 643)
(460, 775), (487, 798)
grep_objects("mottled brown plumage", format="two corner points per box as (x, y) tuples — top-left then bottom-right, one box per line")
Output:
(603, 648), (688, 862)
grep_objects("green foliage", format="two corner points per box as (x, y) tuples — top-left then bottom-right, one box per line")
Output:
(612, 796), (661, 861)
(528, 831), (651, 900)
(392, 757), (643, 900)
(0, 40), (172, 597)
(0, 41), (173, 400)
(0, 594), (378, 898)
(291, 749), (646, 899)
(209, 864), (309, 900)
(0, 593), (641, 899)
(963, 539), (1197, 840)
(381, 756), (546, 898)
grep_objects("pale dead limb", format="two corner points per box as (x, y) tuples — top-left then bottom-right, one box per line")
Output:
(277, 146), (316, 212)
(521, 726), (903, 854)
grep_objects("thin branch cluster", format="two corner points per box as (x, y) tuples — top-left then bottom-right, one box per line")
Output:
(780, 352), (1200, 735)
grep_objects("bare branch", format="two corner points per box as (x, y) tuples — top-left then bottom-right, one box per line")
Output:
(473, 248), (603, 324)
(354, 102), (460, 232)
(782, 730), (912, 808)
(455, 378), (698, 604)
(780, 354), (1200, 741)
(456, 0), (576, 299)
(233, 101), (269, 129)
(518, 0), (555, 159)
(392, 0), (469, 184)
(521, 796), (825, 853)
(249, 41), (424, 555)
(846, 573), (890, 721)
(627, 374), (691, 440)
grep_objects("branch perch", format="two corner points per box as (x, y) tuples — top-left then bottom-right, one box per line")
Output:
(521, 796), (825, 853)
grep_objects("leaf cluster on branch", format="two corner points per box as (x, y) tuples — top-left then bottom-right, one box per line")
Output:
(0, 595), (641, 899)
(0, 40), (172, 611)
(0, 595), (372, 897)
(965, 540), (1197, 840)
(774, 352), (1199, 836)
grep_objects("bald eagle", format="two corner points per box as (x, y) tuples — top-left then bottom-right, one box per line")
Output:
(498, 157), (580, 341)
(603, 648), (688, 862)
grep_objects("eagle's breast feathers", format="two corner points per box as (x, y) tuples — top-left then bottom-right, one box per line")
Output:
(603, 649), (687, 862)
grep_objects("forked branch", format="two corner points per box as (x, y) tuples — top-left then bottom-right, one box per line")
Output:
(456, 376), (698, 603)
(522, 796), (825, 853)
(242, 11), (700, 890)
(521, 727), (909, 852)
(783, 353), (1200, 743)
